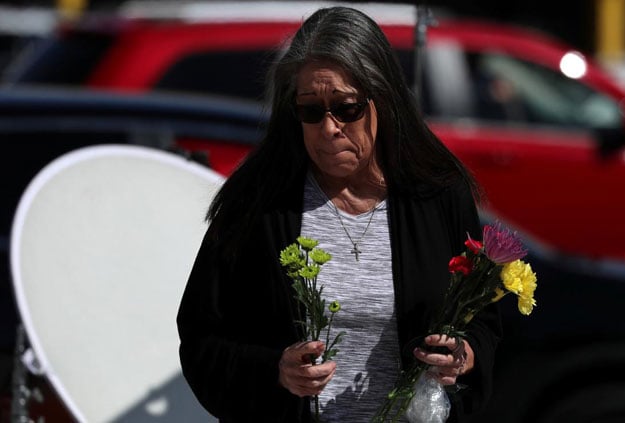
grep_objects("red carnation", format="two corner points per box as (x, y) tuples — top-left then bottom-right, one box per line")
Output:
(448, 255), (473, 275)
(464, 236), (484, 254)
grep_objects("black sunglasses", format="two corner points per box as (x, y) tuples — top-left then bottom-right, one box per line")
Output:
(294, 98), (370, 124)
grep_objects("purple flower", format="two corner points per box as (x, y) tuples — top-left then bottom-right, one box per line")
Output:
(483, 222), (527, 264)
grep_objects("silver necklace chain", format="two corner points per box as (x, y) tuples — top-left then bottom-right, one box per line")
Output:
(332, 204), (377, 261)
(308, 172), (378, 261)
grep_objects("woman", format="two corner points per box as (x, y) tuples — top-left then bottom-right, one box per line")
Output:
(177, 6), (501, 422)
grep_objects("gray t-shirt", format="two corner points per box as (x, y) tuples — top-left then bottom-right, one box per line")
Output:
(300, 173), (405, 422)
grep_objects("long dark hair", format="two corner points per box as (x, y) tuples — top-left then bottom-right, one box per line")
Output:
(207, 6), (479, 249)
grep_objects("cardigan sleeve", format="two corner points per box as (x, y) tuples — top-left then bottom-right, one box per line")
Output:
(393, 179), (502, 419)
(176, 228), (305, 421)
(446, 179), (503, 416)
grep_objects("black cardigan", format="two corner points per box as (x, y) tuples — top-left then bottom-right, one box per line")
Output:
(177, 177), (502, 422)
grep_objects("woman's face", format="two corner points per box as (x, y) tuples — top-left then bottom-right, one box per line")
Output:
(295, 60), (378, 180)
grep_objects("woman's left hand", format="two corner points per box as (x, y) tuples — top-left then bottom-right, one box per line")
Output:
(412, 334), (475, 385)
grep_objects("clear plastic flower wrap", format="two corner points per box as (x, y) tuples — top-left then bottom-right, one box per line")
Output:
(405, 373), (450, 423)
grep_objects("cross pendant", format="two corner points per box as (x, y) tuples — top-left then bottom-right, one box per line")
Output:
(351, 243), (361, 261)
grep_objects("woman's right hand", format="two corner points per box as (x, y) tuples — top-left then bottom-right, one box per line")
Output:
(278, 341), (337, 397)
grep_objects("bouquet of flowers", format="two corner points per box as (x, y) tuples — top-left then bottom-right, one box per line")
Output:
(373, 222), (538, 422)
(280, 236), (345, 421)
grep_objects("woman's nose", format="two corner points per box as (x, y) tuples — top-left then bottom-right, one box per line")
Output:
(320, 113), (343, 139)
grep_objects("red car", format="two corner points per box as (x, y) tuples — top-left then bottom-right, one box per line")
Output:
(7, 3), (625, 259)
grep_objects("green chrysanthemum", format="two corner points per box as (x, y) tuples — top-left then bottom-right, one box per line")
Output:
(299, 264), (320, 279)
(310, 248), (332, 265)
(280, 243), (303, 267)
(279, 234), (344, 414)
(297, 236), (319, 251)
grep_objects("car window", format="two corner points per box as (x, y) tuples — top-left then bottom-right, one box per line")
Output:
(423, 43), (623, 130)
(154, 47), (421, 105)
(5, 32), (114, 85)
(422, 41), (476, 118)
(154, 50), (276, 100)
(468, 51), (623, 129)
(396, 48), (434, 113)
(0, 34), (26, 78)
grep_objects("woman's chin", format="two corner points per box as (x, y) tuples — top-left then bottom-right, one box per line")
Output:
(317, 162), (361, 179)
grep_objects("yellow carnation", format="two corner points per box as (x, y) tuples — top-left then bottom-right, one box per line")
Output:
(518, 295), (537, 315)
(519, 266), (537, 315)
(520, 265), (537, 297)
(500, 260), (528, 293)
(501, 259), (537, 315)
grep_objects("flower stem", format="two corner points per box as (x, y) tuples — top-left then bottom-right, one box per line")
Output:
(314, 395), (320, 422)
(371, 363), (427, 422)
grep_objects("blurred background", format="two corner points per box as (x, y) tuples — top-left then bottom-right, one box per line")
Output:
(2, 0), (625, 83)
(1, 1), (625, 422)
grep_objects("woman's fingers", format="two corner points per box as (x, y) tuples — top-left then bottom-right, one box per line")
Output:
(279, 341), (337, 397)
(426, 366), (461, 385)
(413, 334), (468, 385)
